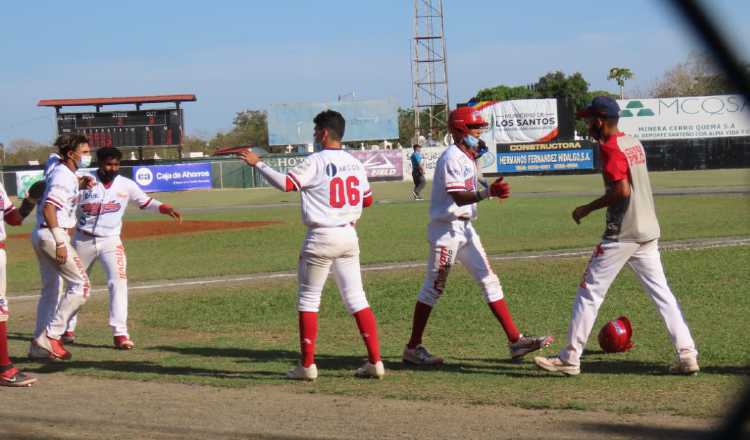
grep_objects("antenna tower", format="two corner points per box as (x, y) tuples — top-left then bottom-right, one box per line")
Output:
(411, 0), (449, 143)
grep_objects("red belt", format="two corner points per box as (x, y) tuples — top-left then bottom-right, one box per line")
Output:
(0, 242), (5, 250)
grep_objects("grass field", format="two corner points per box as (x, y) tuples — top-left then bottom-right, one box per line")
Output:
(5, 169), (750, 419)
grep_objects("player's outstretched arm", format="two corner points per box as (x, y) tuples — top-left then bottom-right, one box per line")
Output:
(239, 150), (296, 192)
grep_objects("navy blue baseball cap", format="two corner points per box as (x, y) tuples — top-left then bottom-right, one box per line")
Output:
(576, 96), (620, 119)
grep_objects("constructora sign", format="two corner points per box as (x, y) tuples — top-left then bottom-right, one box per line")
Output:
(617, 95), (750, 140)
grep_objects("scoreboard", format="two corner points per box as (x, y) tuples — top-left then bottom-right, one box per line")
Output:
(57, 109), (183, 148)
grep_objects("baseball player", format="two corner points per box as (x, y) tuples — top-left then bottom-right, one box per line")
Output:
(29, 134), (93, 361)
(64, 147), (181, 350)
(534, 96), (698, 376)
(239, 110), (384, 381)
(402, 107), (553, 366)
(0, 181), (37, 386)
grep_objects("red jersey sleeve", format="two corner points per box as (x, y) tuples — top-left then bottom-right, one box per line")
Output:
(600, 140), (629, 182)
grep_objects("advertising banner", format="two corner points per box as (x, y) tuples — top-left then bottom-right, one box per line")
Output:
(402, 146), (448, 181)
(132, 163), (212, 193)
(496, 141), (596, 173)
(15, 170), (44, 199)
(617, 95), (750, 140)
(349, 150), (403, 181)
(476, 99), (559, 145)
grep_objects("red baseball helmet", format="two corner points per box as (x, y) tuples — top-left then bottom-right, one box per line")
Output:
(598, 316), (634, 353)
(449, 106), (488, 141)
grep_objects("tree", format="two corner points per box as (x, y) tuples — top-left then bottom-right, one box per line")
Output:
(651, 52), (745, 98)
(2, 138), (55, 165)
(208, 110), (268, 154)
(474, 84), (535, 102)
(607, 67), (634, 99)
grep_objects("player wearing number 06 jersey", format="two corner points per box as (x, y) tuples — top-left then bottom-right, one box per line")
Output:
(402, 107), (553, 367)
(240, 110), (383, 381)
(64, 147), (182, 350)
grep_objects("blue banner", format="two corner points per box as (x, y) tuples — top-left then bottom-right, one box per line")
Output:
(132, 163), (212, 193)
(496, 141), (596, 173)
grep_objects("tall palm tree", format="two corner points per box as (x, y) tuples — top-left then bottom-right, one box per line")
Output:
(608, 67), (634, 99)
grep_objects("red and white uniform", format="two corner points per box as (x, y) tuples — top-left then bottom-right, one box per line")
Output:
(67, 175), (164, 338)
(418, 145), (503, 306)
(558, 133), (697, 366)
(32, 164), (90, 340)
(283, 150), (372, 313)
(0, 183), (18, 319)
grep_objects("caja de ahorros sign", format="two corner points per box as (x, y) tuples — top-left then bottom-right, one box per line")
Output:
(617, 94), (750, 141)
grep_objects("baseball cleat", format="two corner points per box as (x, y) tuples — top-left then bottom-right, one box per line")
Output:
(669, 356), (700, 375)
(113, 336), (135, 350)
(286, 363), (318, 381)
(62, 331), (76, 344)
(402, 344), (444, 366)
(509, 334), (554, 359)
(31, 333), (72, 361)
(534, 356), (580, 376)
(0, 366), (37, 387)
(354, 360), (385, 379)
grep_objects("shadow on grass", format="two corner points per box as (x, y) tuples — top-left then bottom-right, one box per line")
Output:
(26, 359), (283, 381)
(577, 422), (715, 440)
(151, 345), (369, 370)
(7, 332), (120, 350)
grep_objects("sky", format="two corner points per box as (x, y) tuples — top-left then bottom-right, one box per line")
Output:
(1, 0), (749, 145)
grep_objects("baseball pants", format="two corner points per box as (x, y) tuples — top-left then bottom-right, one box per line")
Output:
(32, 228), (90, 339)
(0, 249), (7, 320)
(559, 239), (698, 366)
(417, 220), (504, 306)
(297, 225), (370, 314)
(68, 233), (129, 337)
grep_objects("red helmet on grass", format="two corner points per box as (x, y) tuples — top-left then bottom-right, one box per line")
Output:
(598, 316), (634, 353)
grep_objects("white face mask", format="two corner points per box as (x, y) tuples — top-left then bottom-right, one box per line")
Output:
(77, 154), (92, 168)
(463, 134), (479, 148)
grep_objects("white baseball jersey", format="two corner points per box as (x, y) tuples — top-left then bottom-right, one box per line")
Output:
(429, 145), (479, 223)
(0, 182), (17, 241)
(44, 153), (61, 176)
(77, 175), (162, 237)
(287, 149), (371, 228)
(36, 164), (79, 230)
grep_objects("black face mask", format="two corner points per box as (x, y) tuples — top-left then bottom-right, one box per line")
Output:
(99, 169), (118, 183)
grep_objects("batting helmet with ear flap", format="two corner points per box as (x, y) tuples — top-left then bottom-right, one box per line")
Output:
(598, 316), (634, 353)
(449, 107), (488, 142)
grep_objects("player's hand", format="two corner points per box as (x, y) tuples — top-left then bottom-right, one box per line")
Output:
(55, 245), (67, 265)
(489, 177), (510, 199)
(572, 205), (591, 224)
(238, 149), (261, 167)
(167, 208), (182, 224)
(79, 176), (95, 190)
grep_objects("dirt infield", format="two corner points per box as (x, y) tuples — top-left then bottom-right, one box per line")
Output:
(8, 220), (280, 241)
(0, 373), (720, 440)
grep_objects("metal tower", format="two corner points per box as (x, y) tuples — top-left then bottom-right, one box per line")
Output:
(411, 0), (449, 144)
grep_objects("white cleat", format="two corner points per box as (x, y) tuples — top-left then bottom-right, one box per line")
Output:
(402, 344), (444, 366)
(286, 363), (318, 381)
(670, 356), (700, 375)
(354, 360), (385, 379)
(534, 356), (581, 376)
(509, 334), (554, 360)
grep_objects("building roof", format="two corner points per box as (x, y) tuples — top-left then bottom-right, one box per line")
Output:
(38, 94), (197, 107)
